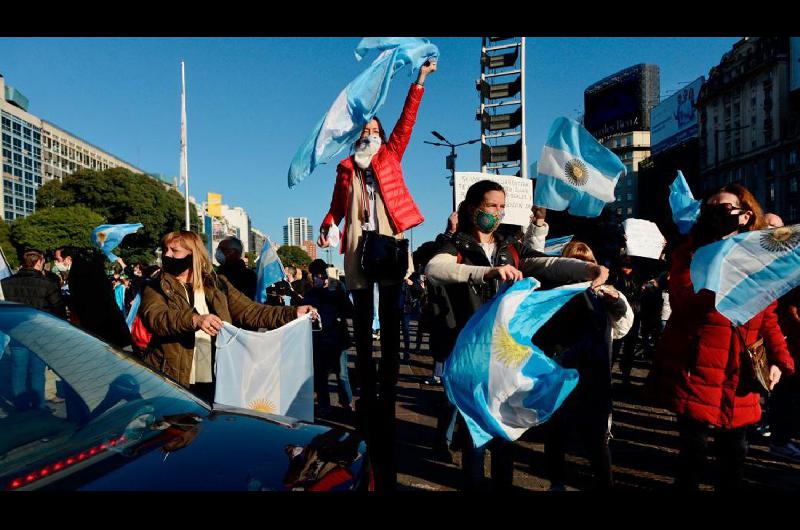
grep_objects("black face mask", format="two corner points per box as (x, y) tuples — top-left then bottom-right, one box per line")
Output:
(162, 254), (193, 276)
(697, 204), (743, 240)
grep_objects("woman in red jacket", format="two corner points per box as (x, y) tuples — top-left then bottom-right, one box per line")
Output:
(648, 183), (795, 491)
(317, 60), (436, 491)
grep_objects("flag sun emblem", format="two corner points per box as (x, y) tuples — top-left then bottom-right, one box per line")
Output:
(248, 399), (277, 413)
(96, 231), (108, 245)
(493, 328), (532, 369)
(564, 159), (589, 186)
(760, 226), (800, 252)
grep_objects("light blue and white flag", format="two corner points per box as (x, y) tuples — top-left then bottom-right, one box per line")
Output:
(288, 37), (439, 188)
(669, 170), (701, 235)
(534, 117), (626, 217)
(543, 235), (574, 256)
(215, 317), (314, 422)
(443, 278), (587, 448)
(255, 238), (287, 304)
(126, 292), (141, 330)
(690, 224), (800, 326)
(91, 223), (143, 262)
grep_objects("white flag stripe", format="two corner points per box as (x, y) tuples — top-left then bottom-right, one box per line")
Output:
(538, 145), (617, 202)
(315, 88), (353, 159)
(715, 231), (786, 299)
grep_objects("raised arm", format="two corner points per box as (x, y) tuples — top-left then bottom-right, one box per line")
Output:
(386, 61), (437, 160)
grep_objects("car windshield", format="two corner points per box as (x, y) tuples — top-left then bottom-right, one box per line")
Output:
(0, 304), (208, 487)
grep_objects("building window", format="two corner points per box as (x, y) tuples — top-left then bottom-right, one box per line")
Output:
(12, 138), (21, 150)
(769, 157), (776, 174)
(15, 199), (24, 209)
(13, 168), (22, 178)
(790, 149), (798, 167)
(5, 212), (14, 221)
(3, 196), (12, 206)
(627, 207), (633, 215)
(3, 179), (12, 191)
(1, 117), (10, 130)
(12, 123), (21, 135)
(3, 164), (11, 175)
(25, 201), (34, 211)
(627, 193), (633, 201)
(769, 181), (775, 201)
(2, 148), (10, 159)
(2, 133), (10, 147)
(14, 183), (23, 194)
(791, 177), (799, 194)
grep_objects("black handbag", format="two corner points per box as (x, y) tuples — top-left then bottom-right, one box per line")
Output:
(354, 164), (408, 282)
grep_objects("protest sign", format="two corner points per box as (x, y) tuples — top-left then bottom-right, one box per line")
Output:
(454, 172), (533, 230)
(623, 218), (666, 260)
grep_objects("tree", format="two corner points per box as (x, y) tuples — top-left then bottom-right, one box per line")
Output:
(0, 221), (19, 269)
(35, 167), (201, 263)
(10, 206), (105, 257)
(277, 245), (311, 269)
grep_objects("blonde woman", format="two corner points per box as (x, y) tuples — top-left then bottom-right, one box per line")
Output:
(140, 231), (315, 401)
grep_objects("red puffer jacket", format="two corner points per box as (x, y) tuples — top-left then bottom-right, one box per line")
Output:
(321, 83), (425, 252)
(648, 237), (795, 429)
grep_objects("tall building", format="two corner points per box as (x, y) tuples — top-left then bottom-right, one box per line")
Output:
(1, 74), (145, 222)
(696, 37), (800, 224)
(251, 227), (267, 256)
(283, 217), (313, 247)
(221, 205), (251, 254)
(583, 64), (660, 220)
(302, 240), (317, 260)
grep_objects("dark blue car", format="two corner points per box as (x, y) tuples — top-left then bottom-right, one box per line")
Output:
(0, 302), (371, 491)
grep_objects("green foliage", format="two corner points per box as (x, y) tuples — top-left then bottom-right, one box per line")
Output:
(33, 167), (202, 263)
(0, 221), (19, 269)
(244, 251), (257, 270)
(277, 245), (311, 269)
(9, 206), (105, 257)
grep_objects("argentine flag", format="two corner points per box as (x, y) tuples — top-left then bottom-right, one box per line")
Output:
(255, 239), (287, 304)
(669, 170), (701, 235)
(444, 278), (587, 448)
(690, 224), (800, 326)
(288, 37), (438, 188)
(543, 235), (574, 256)
(91, 223), (143, 262)
(534, 117), (626, 217)
(126, 292), (141, 331)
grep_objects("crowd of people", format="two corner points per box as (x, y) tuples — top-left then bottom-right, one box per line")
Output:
(2, 56), (798, 492)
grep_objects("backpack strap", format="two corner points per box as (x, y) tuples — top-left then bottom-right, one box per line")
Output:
(507, 243), (520, 269)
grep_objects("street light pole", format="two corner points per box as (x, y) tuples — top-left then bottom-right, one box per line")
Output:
(425, 131), (481, 212)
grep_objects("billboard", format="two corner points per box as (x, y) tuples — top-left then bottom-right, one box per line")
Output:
(454, 172), (533, 230)
(583, 64), (660, 139)
(792, 37), (800, 93)
(650, 76), (704, 156)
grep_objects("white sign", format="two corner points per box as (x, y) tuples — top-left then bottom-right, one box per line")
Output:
(454, 172), (533, 230)
(623, 218), (667, 260)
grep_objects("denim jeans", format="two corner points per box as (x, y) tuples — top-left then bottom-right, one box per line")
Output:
(10, 347), (47, 410)
(336, 350), (353, 406)
(401, 313), (422, 352)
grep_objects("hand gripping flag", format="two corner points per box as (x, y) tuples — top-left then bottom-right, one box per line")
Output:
(669, 170), (701, 235)
(690, 224), (800, 326)
(542, 235), (574, 256)
(534, 117), (626, 217)
(288, 37), (439, 188)
(91, 223), (143, 262)
(255, 238), (287, 303)
(215, 317), (314, 422)
(443, 278), (589, 448)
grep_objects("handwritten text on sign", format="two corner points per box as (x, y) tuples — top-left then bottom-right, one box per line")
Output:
(623, 218), (667, 260)
(454, 172), (533, 230)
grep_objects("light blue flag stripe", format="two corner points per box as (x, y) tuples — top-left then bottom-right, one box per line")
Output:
(91, 223), (143, 262)
(543, 235), (574, 256)
(534, 176), (609, 216)
(444, 279), (584, 448)
(690, 225), (800, 325)
(288, 37), (438, 188)
(126, 292), (141, 330)
(669, 170), (700, 235)
(255, 241), (286, 304)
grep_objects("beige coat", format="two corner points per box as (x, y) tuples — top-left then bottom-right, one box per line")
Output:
(344, 169), (414, 291)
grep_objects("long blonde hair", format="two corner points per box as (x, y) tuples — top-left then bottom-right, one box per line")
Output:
(561, 240), (597, 264)
(161, 230), (212, 291)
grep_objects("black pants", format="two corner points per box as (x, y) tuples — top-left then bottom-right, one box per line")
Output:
(350, 283), (402, 491)
(676, 415), (748, 492)
(770, 375), (799, 446)
(543, 399), (613, 490)
(454, 414), (514, 491)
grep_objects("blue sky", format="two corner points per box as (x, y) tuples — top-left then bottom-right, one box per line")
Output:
(0, 37), (740, 267)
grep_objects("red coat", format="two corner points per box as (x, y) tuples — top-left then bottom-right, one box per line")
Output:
(321, 83), (425, 252)
(648, 238), (795, 429)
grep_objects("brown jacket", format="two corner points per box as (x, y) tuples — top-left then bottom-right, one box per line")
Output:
(140, 272), (297, 387)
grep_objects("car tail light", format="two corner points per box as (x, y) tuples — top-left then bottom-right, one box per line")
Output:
(6, 434), (126, 490)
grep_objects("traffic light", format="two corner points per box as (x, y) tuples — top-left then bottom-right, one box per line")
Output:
(481, 139), (522, 166)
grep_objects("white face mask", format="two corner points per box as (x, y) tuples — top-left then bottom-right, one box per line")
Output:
(354, 134), (382, 169)
(53, 261), (70, 273)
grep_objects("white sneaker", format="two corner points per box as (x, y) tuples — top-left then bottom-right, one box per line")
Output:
(770, 441), (800, 462)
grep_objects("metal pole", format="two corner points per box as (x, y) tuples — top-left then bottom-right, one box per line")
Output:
(520, 37), (527, 179)
(181, 61), (190, 231)
(480, 38), (487, 174)
(451, 144), (457, 212)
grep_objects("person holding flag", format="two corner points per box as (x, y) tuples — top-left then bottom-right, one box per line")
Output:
(647, 184), (795, 491)
(425, 180), (611, 491)
(316, 54), (436, 491)
(139, 231), (317, 403)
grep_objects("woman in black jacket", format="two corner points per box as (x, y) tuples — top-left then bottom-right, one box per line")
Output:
(425, 180), (609, 491)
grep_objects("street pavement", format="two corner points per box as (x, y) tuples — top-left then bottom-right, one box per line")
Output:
(315, 321), (800, 491)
